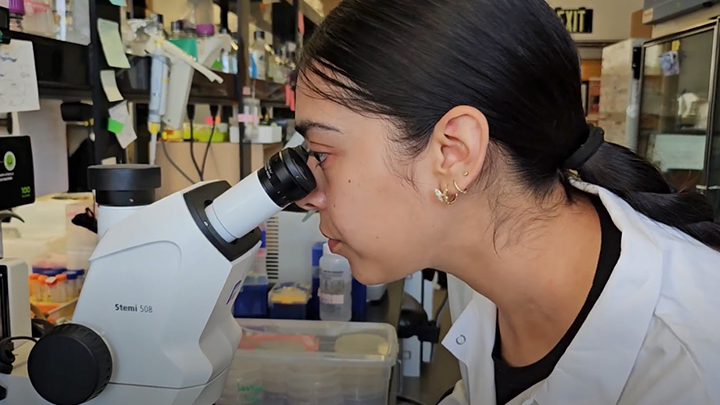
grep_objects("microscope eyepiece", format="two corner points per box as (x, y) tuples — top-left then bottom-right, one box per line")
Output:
(203, 145), (317, 243)
(258, 146), (317, 207)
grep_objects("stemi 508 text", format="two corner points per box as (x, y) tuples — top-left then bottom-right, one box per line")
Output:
(115, 304), (153, 313)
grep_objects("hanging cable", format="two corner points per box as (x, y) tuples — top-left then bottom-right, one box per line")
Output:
(200, 105), (220, 181)
(186, 105), (203, 180)
(161, 138), (196, 184)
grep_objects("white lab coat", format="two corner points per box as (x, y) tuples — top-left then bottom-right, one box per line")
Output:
(438, 182), (720, 405)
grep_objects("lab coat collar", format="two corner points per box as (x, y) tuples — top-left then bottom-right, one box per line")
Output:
(442, 182), (664, 405)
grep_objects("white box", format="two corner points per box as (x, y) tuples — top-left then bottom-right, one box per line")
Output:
(251, 125), (283, 144)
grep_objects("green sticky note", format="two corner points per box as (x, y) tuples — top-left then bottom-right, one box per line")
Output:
(109, 0), (126, 6)
(108, 119), (124, 134)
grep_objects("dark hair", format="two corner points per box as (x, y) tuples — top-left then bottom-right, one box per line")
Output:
(298, 0), (720, 249)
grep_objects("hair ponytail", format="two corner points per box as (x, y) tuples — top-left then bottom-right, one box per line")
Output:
(576, 142), (720, 250)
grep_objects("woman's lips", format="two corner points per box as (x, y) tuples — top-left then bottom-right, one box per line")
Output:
(327, 239), (341, 252)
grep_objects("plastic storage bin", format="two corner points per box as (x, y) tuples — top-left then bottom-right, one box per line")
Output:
(268, 282), (311, 320)
(225, 319), (398, 405)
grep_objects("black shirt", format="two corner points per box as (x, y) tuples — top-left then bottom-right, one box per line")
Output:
(493, 196), (622, 405)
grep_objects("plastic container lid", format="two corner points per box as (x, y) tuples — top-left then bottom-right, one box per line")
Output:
(311, 242), (324, 267)
(260, 228), (266, 248)
(234, 319), (398, 369)
(334, 334), (391, 356)
(196, 23), (215, 36)
(66, 272), (78, 280)
(9, 0), (24, 15)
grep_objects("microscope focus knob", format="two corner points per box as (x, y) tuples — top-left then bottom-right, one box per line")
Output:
(27, 323), (113, 405)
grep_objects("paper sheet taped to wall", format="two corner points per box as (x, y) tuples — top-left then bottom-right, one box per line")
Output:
(0, 40), (40, 113)
(10, 100), (69, 197)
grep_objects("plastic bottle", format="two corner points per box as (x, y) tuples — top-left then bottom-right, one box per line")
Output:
(9, 0), (25, 31)
(37, 275), (49, 302)
(170, 20), (186, 39)
(56, 274), (68, 302)
(28, 274), (40, 302)
(66, 270), (79, 299)
(45, 277), (58, 303)
(319, 243), (352, 321)
(73, 269), (85, 293)
(307, 241), (324, 320)
(249, 30), (267, 80)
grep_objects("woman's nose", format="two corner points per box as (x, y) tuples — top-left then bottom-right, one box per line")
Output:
(297, 156), (327, 211)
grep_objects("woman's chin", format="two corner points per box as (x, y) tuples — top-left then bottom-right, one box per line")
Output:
(350, 265), (396, 286)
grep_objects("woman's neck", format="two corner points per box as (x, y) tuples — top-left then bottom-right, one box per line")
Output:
(446, 194), (602, 366)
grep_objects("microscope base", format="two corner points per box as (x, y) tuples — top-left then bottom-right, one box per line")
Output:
(0, 342), (230, 405)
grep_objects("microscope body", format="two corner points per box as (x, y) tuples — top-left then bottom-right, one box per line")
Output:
(0, 181), (260, 405)
(0, 146), (314, 405)
(75, 181), (260, 404)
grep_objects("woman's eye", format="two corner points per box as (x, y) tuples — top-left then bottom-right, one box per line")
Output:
(312, 151), (328, 165)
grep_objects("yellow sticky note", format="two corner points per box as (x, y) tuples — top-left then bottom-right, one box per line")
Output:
(98, 19), (130, 69)
(671, 40), (681, 51)
(100, 70), (123, 102)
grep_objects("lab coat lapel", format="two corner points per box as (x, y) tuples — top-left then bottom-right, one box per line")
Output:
(443, 291), (498, 405)
(532, 185), (664, 405)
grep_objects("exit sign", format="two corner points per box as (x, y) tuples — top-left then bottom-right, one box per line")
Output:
(555, 8), (594, 34)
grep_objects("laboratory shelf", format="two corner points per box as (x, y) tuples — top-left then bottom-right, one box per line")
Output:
(116, 56), (239, 106)
(0, 31), (92, 100)
(251, 79), (288, 105)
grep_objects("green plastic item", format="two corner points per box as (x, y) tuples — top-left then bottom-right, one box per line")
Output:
(168, 38), (198, 60)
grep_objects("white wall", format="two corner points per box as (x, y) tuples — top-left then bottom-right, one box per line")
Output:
(650, 4), (720, 38)
(546, 0), (644, 42)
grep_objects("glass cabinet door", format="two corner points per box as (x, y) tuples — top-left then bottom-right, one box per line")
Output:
(638, 28), (715, 192)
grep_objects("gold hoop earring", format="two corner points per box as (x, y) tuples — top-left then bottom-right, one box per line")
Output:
(434, 186), (459, 205)
(453, 180), (468, 194)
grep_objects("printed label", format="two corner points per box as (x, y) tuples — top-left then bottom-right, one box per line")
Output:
(319, 293), (344, 305)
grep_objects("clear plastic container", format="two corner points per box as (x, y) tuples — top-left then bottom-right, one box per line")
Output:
(319, 243), (352, 321)
(228, 319), (398, 405)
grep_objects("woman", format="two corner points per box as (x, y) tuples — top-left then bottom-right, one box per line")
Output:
(295, 0), (720, 404)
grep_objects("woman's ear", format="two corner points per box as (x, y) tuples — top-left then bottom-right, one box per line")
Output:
(426, 106), (490, 191)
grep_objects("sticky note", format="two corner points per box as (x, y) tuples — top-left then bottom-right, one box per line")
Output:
(107, 119), (124, 134)
(108, 101), (137, 149)
(97, 19), (131, 69)
(0, 40), (40, 113)
(100, 70), (124, 102)
(109, 0), (126, 6)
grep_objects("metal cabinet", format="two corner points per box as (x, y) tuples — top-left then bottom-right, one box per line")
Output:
(638, 21), (720, 216)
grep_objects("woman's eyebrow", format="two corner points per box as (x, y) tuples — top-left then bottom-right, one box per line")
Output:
(295, 120), (343, 137)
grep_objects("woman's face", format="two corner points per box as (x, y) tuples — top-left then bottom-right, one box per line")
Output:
(295, 77), (452, 285)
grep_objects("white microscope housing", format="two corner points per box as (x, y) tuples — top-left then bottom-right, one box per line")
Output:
(0, 146), (315, 405)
